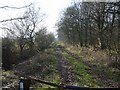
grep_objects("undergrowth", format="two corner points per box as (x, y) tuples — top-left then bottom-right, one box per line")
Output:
(15, 48), (62, 89)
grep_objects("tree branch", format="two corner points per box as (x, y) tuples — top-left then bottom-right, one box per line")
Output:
(0, 17), (27, 23)
(0, 3), (33, 9)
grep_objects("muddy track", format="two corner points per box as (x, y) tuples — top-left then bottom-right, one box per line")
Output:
(62, 48), (120, 87)
(54, 48), (79, 85)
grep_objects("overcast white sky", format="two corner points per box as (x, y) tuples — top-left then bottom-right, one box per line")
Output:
(0, 0), (73, 37)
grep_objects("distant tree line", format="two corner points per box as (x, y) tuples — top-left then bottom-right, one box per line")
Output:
(2, 5), (55, 70)
(57, 2), (120, 68)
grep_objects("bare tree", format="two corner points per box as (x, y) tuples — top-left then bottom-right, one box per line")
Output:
(2, 5), (45, 59)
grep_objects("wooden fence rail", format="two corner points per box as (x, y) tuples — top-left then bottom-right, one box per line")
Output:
(19, 76), (87, 90)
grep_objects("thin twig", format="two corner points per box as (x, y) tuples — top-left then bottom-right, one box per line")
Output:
(0, 3), (33, 9)
(0, 17), (27, 23)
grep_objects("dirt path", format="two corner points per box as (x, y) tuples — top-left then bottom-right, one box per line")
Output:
(63, 48), (120, 87)
(3, 45), (119, 88)
(54, 48), (79, 85)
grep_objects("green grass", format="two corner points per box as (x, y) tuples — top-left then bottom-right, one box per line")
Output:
(35, 87), (58, 90)
(62, 52), (102, 88)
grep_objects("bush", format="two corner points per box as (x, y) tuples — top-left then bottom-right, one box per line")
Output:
(2, 38), (13, 70)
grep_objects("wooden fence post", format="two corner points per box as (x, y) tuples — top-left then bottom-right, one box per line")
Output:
(19, 77), (31, 90)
